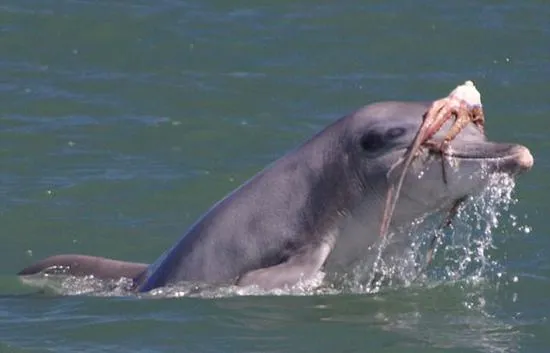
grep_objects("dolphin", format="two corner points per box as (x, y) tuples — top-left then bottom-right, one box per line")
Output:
(17, 101), (533, 292)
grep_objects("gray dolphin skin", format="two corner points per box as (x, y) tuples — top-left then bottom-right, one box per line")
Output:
(17, 101), (533, 293)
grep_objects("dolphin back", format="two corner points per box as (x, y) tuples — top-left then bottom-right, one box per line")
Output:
(17, 254), (148, 281)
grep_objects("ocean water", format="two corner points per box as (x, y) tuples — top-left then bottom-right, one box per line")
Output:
(1, 1), (549, 352)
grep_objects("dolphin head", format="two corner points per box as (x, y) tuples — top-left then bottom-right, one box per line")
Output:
(344, 101), (533, 230)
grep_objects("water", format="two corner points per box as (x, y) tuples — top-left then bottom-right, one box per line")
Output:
(1, 1), (549, 352)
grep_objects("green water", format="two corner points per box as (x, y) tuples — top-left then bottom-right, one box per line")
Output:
(1, 1), (549, 352)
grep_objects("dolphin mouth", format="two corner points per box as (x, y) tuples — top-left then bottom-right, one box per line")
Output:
(438, 142), (534, 174)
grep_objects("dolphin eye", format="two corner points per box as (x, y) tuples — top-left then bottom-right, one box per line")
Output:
(385, 127), (406, 140)
(360, 132), (385, 151)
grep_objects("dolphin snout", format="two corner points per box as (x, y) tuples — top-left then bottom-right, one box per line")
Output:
(510, 145), (534, 172)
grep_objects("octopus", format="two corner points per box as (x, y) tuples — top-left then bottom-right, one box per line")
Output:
(379, 81), (486, 266)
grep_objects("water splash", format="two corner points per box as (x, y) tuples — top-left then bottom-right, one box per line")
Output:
(18, 173), (527, 299)
(423, 172), (520, 285)
(320, 172), (524, 295)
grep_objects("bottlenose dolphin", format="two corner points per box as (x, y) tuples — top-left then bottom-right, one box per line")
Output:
(18, 101), (533, 292)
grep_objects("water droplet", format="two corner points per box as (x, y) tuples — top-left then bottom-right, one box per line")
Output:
(478, 297), (486, 307)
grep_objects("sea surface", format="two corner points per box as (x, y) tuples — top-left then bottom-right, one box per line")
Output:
(1, 1), (549, 352)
